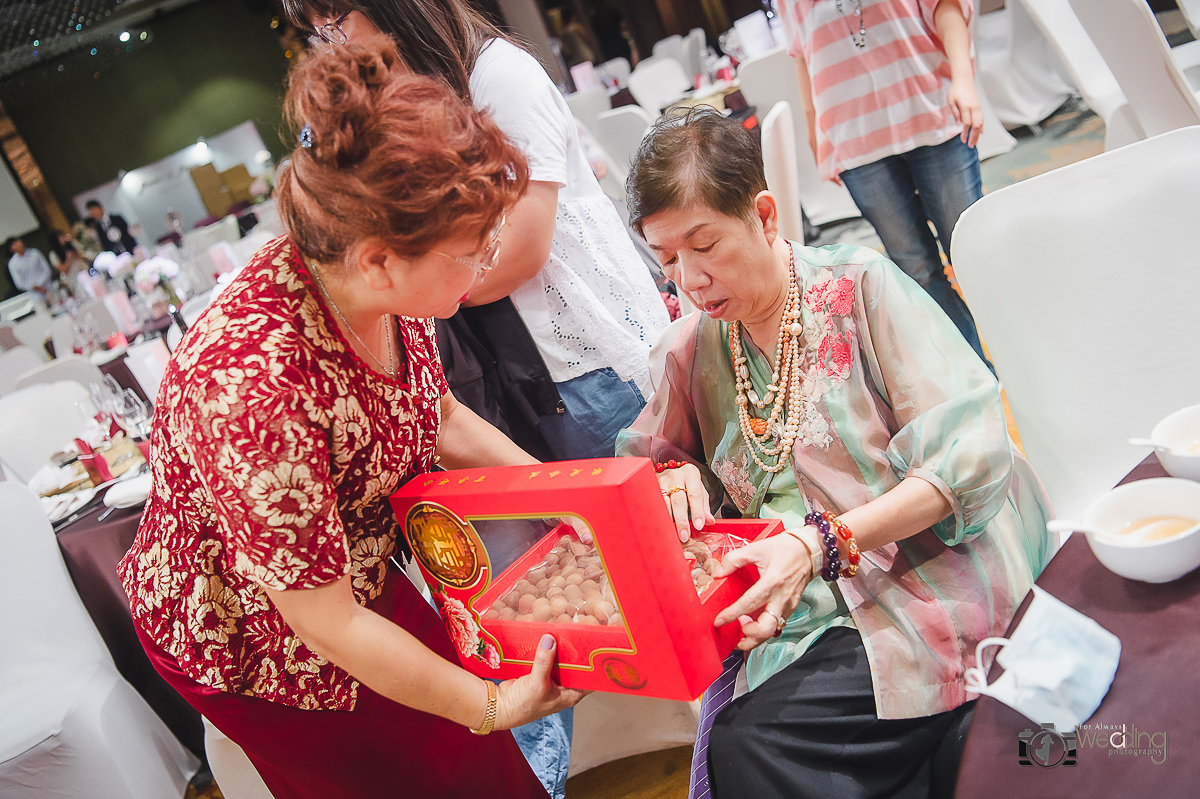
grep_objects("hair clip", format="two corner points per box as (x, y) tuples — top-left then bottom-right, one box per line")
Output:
(299, 123), (314, 149)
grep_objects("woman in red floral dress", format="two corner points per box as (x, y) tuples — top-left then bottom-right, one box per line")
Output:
(118, 38), (582, 798)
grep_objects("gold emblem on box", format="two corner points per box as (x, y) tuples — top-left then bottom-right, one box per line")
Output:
(405, 503), (487, 589)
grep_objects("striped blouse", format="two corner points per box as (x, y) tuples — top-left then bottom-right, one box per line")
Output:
(779, 0), (972, 179)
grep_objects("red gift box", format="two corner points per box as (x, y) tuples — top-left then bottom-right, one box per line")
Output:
(390, 457), (783, 700)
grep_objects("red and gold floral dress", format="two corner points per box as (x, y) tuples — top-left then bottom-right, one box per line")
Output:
(118, 236), (546, 798)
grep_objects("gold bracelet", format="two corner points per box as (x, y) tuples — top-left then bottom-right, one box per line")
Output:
(470, 680), (498, 735)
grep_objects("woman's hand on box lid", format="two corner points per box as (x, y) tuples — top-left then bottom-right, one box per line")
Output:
(711, 531), (816, 651)
(494, 634), (588, 730)
(657, 462), (715, 542)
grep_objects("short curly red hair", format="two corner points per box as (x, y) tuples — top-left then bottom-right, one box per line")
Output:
(276, 34), (529, 265)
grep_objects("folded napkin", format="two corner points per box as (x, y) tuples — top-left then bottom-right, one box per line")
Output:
(29, 462), (86, 497)
(103, 472), (153, 509)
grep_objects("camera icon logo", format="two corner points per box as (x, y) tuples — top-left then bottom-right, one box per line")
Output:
(1018, 723), (1078, 768)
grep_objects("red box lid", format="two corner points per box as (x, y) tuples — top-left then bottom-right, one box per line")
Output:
(389, 457), (782, 700)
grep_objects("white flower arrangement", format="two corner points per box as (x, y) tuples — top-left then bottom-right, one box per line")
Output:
(94, 250), (136, 278)
(134, 256), (182, 293)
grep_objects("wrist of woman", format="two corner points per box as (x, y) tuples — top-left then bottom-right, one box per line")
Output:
(785, 526), (823, 577)
(469, 678), (498, 735)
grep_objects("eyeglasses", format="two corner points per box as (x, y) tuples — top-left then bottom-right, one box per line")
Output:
(309, 11), (350, 47)
(431, 215), (506, 274)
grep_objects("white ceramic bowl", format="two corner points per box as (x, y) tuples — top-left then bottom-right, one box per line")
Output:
(1149, 404), (1200, 481)
(1081, 478), (1200, 583)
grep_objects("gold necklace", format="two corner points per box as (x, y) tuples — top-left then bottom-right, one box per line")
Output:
(307, 258), (396, 378)
(729, 243), (804, 474)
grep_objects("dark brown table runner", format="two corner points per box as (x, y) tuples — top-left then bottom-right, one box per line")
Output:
(56, 502), (204, 757)
(955, 454), (1198, 794)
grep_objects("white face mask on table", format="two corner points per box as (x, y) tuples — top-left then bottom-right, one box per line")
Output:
(964, 586), (1121, 731)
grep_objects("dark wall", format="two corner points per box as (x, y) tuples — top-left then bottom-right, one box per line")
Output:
(1, 0), (290, 222)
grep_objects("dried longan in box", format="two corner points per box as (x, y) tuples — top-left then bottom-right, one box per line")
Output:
(391, 457), (783, 699)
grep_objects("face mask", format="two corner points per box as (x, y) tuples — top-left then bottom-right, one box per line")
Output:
(964, 586), (1121, 731)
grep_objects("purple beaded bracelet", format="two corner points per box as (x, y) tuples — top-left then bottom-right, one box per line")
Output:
(805, 511), (842, 582)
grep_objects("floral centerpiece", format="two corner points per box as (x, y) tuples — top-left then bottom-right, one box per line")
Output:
(93, 250), (136, 282)
(134, 256), (183, 312)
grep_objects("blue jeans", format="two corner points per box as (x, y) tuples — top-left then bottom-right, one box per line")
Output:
(839, 136), (991, 368)
(511, 707), (573, 799)
(539, 367), (647, 460)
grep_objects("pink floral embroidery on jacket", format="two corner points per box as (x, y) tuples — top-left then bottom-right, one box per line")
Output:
(817, 331), (853, 382)
(803, 276), (856, 384)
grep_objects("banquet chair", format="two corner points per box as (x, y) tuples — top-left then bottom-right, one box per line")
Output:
(566, 87), (612, 135)
(735, 47), (862, 226)
(77, 299), (121, 342)
(203, 717), (274, 799)
(50, 313), (76, 359)
(593, 105), (655, 174)
(182, 213), (240, 257)
(600, 57), (631, 87)
(949, 126), (1200, 522)
(682, 28), (706, 78)
(760, 102), (807, 243)
(627, 56), (692, 115)
(1071, 0), (1200, 137)
(14, 355), (105, 393)
(1019, 0), (1145, 151)
(0, 380), (92, 482)
(0, 346), (43, 396)
(974, 0), (1077, 129)
(0, 483), (200, 798)
(1180, 0), (1200, 39)
(651, 35), (687, 74)
(11, 311), (51, 360)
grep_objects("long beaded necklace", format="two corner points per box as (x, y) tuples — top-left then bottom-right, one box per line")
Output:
(834, 0), (868, 49)
(729, 243), (806, 474)
(307, 258), (396, 378)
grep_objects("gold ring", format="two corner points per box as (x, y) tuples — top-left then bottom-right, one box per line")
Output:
(762, 609), (787, 637)
(661, 486), (685, 497)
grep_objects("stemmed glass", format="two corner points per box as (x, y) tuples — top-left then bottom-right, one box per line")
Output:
(113, 389), (151, 442)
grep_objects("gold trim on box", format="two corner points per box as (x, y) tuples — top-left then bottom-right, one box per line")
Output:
(405, 502), (490, 590)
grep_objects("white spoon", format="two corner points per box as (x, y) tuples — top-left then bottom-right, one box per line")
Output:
(1046, 519), (1133, 546)
(1128, 437), (1191, 457)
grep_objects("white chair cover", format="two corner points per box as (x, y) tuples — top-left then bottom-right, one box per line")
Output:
(77, 300), (120, 342)
(11, 312), (51, 360)
(567, 692), (700, 778)
(1071, 0), (1200, 137)
(682, 28), (706, 78)
(13, 356), (105, 393)
(0, 482), (199, 797)
(651, 35), (688, 74)
(1018, 0), (1144, 151)
(950, 127), (1200, 521)
(973, 68), (1019, 159)
(628, 56), (693, 114)
(735, 47), (862, 226)
(0, 380), (91, 482)
(566, 87), (613, 135)
(594, 105), (656, 175)
(0, 322), (19, 351)
(50, 315), (76, 360)
(1180, 0), (1200, 38)
(203, 717), (274, 799)
(0, 347), (44, 396)
(760, 102), (807, 244)
(600, 57), (632, 88)
(181, 214), (240, 257)
(975, 2), (1076, 128)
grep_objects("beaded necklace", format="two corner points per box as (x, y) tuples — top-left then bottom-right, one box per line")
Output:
(729, 243), (806, 474)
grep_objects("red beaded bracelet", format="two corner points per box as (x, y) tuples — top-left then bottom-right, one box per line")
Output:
(655, 459), (684, 473)
(818, 510), (860, 579)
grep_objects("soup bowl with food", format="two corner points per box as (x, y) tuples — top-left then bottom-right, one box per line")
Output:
(1080, 477), (1200, 583)
(1134, 403), (1200, 481)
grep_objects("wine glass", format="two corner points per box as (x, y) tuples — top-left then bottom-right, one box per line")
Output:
(113, 389), (152, 442)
